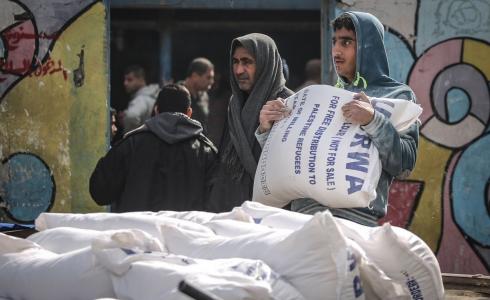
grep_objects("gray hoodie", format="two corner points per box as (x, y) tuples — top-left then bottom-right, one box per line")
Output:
(145, 112), (205, 144)
(123, 84), (160, 133)
(291, 11), (419, 226)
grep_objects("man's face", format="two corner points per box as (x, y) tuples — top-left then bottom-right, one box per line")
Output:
(111, 115), (117, 138)
(123, 72), (145, 94)
(193, 68), (215, 92)
(332, 27), (357, 83)
(232, 46), (256, 93)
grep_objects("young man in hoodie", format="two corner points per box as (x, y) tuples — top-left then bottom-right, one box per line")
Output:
(258, 12), (419, 226)
(120, 65), (160, 134)
(90, 84), (218, 212)
(208, 33), (293, 212)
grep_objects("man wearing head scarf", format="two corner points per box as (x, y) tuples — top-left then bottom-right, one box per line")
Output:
(258, 12), (419, 226)
(208, 33), (293, 212)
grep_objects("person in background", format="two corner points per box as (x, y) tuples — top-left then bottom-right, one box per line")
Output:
(119, 65), (160, 134)
(109, 107), (118, 143)
(208, 33), (293, 212)
(90, 84), (218, 212)
(295, 58), (321, 91)
(257, 12), (419, 226)
(179, 57), (215, 134)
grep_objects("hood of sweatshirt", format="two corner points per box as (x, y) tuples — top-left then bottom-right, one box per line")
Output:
(144, 112), (203, 144)
(335, 11), (415, 100)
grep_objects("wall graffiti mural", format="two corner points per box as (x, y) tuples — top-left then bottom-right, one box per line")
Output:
(416, 0), (490, 55)
(407, 37), (490, 274)
(352, 0), (490, 275)
(0, 0), (108, 222)
(0, 152), (55, 222)
(337, 0), (490, 274)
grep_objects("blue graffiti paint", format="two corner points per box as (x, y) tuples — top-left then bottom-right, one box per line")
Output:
(384, 31), (414, 84)
(452, 133), (490, 246)
(487, 82), (490, 133)
(447, 88), (470, 123)
(416, 0), (490, 55)
(1, 153), (54, 222)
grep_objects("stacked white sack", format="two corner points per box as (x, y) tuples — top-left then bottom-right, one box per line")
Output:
(253, 84), (422, 209)
(241, 201), (444, 299)
(336, 218), (445, 300)
(29, 203), (443, 299)
(161, 210), (365, 300)
(126, 206), (252, 224)
(241, 200), (312, 230)
(92, 229), (305, 300)
(0, 233), (115, 300)
(35, 212), (214, 241)
(3, 226), (305, 300)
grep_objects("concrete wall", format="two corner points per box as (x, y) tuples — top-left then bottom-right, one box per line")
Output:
(0, 0), (108, 222)
(341, 0), (490, 275)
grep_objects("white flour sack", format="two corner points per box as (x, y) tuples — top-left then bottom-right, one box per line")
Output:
(253, 84), (422, 208)
(336, 218), (444, 300)
(0, 233), (114, 300)
(162, 211), (365, 300)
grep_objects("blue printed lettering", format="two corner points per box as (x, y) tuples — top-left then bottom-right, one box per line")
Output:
(350, 133), (372, 149)
(282, 116), (299, 142)
(309, 174), (316, 185)
(345, 175), (364, 194)
(372, 99), (394, 119)
(294, 137), (304, 174)
(329, 96), (339, 109)
(353, 276), (363, 298)
(346, 152), (369, 173)
(336, 122), (351, 137)
(405, 275), (424, 300)
(300, 105), (319, 136)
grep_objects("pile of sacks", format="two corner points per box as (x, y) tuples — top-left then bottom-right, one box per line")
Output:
(0, 201), (444, 300)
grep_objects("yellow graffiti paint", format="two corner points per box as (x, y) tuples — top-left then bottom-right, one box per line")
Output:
(56, 2), (108, 212)
(463, 39), (490, 79)
(408, 136), (452, 251)
(0, 2), (107, 215)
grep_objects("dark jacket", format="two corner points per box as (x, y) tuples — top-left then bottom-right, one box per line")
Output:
(89, 112), (218, 212)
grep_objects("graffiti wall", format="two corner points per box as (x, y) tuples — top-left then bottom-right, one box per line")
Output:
(343, 0), (490, 274)
(0, 0), (108, 223)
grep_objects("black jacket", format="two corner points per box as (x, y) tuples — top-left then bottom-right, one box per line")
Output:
(89, 112), (218, 212)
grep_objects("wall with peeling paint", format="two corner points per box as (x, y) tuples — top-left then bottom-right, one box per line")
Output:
(340, 0), (490, 275)
(0, 0), (108, 222)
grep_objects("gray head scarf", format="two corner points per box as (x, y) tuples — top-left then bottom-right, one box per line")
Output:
(222, 33), (292, 181)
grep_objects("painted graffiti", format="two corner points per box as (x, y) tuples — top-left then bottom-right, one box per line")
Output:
(30, 58), (68, 80)
(347, 0), (490, 275)
(0, 0), (100, 100)
(373, 1), (490, 275)
(73, 46), (85, 87)
(0, 0), (107, 223)
(0, 57), (68, 81)
(4, 30), (59, 51)
(0, 152), (55, 223)
(416, 0), (490, 54)
(434, 0), (490, 35)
